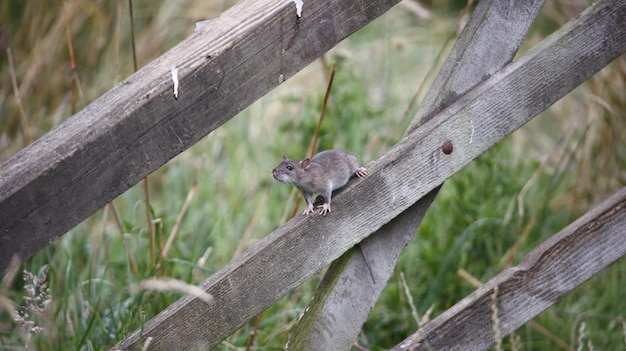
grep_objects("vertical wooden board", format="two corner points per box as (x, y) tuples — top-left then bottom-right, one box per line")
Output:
(407, 0), (548, 130)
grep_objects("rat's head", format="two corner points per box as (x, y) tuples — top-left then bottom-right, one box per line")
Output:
(272, 156), (310, 185)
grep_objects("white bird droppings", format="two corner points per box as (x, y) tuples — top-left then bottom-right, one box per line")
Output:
(171, 65), (179, 100)
(291, 0), (303, 17)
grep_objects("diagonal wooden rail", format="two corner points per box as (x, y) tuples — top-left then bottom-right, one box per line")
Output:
(115, 0), (626, 349)
(0, 0), (403, 272)
(392, 186), (626, 351)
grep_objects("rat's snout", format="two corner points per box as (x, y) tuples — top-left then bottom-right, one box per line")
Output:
(272, 169), (286, 183)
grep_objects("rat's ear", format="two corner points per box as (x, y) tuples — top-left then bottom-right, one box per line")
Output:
(300, 159), (311, 169)
(282, 155), (287, 161)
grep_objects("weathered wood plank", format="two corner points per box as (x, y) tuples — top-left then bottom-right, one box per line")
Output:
(392, 186), (626, 351)
(287, 192), (438, 351)
(116, 0), (626, 348)
(287, 0), (546, 349)
(0, 0), (403, 271)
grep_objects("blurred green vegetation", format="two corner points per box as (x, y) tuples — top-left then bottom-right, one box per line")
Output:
(1, 0), (625, 350)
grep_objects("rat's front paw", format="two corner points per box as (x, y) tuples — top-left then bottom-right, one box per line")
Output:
(302, 205), (315, 215)
(319, 203), (331, 216)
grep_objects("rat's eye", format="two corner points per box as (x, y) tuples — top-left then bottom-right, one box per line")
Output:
(286, 165), (294, 171)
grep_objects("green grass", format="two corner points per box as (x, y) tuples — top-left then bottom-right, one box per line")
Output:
(1, 1), (625, 350)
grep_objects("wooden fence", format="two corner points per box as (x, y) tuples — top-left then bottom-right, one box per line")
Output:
(0, 0), (624, 350)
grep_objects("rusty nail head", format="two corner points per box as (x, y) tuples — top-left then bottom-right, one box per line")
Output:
(442, 140), (453, 154)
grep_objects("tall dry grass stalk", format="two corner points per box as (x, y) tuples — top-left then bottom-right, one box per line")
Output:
(0, 0), (232, 162)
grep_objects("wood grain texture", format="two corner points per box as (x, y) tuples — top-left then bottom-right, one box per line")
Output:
(116, 0), (626, 348)
(408, 0), (546, 128)
(287, 192), (438, 351)
(0, 0), (402, 271)
(392, 187), (626, 351)
(287, 1), (546, 349)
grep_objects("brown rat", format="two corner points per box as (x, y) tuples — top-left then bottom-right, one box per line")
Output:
(272, 149), (367, 216)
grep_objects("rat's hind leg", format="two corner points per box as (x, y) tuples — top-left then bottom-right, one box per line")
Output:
(355, 167), (367, 178)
